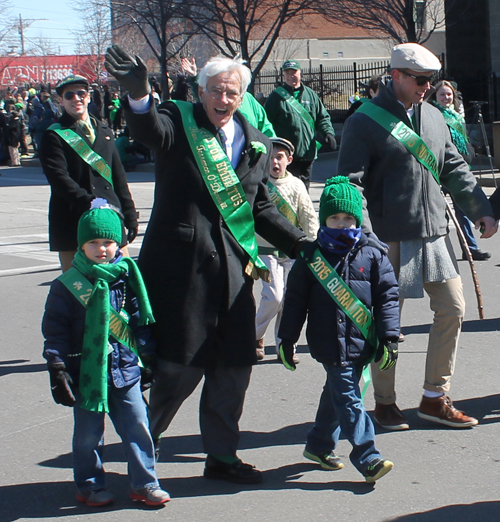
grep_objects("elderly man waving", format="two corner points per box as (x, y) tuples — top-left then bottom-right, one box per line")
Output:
(105, 46), (306, 485)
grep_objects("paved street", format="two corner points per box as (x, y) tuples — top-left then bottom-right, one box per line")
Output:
(0, 162), (499, 522)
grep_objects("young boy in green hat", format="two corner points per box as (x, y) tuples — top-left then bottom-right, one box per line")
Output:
(42, 201), (169, 507)
(278, 176), (399, 483)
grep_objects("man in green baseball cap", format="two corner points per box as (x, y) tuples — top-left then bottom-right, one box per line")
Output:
(265, 58), (337, 190)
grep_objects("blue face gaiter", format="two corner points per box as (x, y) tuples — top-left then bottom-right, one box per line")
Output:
(317, 226), (362, 254)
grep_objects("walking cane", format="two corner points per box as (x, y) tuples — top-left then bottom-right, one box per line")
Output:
(443, 193), (485, 319)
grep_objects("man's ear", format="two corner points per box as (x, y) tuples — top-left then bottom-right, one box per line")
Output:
(287, 155), (293, 165)
(198, 85), (204, 100)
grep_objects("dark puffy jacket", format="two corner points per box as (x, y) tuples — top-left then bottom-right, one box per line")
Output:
(42, 261), (155, 388)
(278, 234), (399, 366)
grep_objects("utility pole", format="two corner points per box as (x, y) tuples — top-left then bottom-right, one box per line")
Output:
(17, 13), (48, 55)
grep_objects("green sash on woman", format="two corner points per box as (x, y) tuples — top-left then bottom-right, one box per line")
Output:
(173, 100), (268, 278)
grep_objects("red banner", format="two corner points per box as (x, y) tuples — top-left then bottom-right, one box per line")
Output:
(0, 55), (106, 87)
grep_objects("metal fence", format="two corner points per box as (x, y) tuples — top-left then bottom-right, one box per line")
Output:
(254, 62), (500, 125)
(253, 61), (390, 123)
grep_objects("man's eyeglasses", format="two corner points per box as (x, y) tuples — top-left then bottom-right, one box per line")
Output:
(398, 70), (435, 86)
(206, 87), (241, 102)
(63, 90), (88, 101)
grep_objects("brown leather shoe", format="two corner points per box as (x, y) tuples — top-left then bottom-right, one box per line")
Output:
(256, 339), (265, 360)
(374, 402), (409, 430)
(418, 395), (478, 428)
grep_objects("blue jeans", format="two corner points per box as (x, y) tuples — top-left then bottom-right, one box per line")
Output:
(73, 380), (158, 492)
(305, 364), (381, 474)
(453, 202), (479, 251)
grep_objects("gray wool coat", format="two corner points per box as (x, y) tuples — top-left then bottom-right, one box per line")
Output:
(122, 98), (305, 368)
(337, 81), (493, 243)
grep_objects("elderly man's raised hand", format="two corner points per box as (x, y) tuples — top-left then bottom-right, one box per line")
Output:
(105, 45), (151, 100)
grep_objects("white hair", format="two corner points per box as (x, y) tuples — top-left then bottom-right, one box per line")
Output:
(198, 56), (252, 94)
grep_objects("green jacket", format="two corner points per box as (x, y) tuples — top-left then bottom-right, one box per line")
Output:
(265, 83), (334, 161)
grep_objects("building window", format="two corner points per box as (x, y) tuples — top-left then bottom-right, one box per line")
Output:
(337, 51), (343, 58)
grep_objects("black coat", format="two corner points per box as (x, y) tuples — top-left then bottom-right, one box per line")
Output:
(123, 98), (305, 368)
(278, 235), (400, 366)
(39, 111), (138, 251)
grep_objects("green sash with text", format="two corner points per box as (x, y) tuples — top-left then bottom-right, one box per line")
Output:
(275, 86), (321, 150)
(49, 124), (114, 187)
(356, 102), (440, 185)
(306, 248), (378, 349)
(173, 100), (267, 276)
(266, 181), (298, 227)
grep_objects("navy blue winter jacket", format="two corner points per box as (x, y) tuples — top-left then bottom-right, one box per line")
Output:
(42, 263), (155, 388)
(278, 234), (399, 366)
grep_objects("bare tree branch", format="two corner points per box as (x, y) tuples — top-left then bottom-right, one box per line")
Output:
(184, 0), (318, 80)
(110, 0), (195, 98)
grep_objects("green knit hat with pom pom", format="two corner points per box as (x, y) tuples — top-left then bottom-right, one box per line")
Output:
(319, 176), (363, 226)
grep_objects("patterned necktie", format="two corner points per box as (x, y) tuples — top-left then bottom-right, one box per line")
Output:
(78, 119), (95, 144)
(218, 128), (227, 152)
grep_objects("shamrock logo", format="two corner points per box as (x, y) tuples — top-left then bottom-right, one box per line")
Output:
(73, 281), (83, 291)
(80, 373), (92, 387)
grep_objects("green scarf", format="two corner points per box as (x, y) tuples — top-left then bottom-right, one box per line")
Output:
(72, 250), (154, 413)
(431, 101), (469, 156)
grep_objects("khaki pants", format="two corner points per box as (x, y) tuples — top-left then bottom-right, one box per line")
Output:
(371, 240), (466, 404)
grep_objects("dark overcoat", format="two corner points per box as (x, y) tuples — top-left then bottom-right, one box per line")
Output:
(123, 98), (304, 368)
(39, 111), (138, 251)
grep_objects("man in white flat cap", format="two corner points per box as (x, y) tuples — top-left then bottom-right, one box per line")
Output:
(337, 42), (497, 430)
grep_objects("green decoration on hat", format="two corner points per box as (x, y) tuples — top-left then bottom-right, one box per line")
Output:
(319, 176), (363, 227)
(78, 207), (123, 247)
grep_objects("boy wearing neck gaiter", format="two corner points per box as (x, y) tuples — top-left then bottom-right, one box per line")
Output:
(278, 176), (399, 482)
(42, 202), (169, 507)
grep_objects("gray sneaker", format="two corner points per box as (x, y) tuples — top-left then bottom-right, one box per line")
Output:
(303, 449), (344, 470)
(130, 487), (170, 506)
(76, 489), (115, 507)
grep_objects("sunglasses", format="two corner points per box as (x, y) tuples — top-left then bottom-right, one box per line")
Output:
(398, 70), (435, 86)
(63, 90), (88, 100)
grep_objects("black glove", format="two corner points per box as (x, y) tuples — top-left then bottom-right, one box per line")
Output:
(105, 45), (151, 99)
(279, 340), (296, 371)
(325, 134), (337, 151)
(127, 225), (139, 244)
(48, 363), (76, 407)
(290, 236), (315, 259)
(375, 340), (398, 371)
(140, 367), (155, 392)
(140, 354), (157, 392)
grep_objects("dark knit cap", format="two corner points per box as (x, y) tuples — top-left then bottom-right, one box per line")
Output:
(319, 176), (363, 226)
(78, 207), (123, 247)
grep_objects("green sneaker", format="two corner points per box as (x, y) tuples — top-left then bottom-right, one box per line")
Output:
(364, 459), (393, 483)
(303, 449), (344, 470)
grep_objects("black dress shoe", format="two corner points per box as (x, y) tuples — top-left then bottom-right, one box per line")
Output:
(462, 249), (491, 261)
(204, 455), (263, 484)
